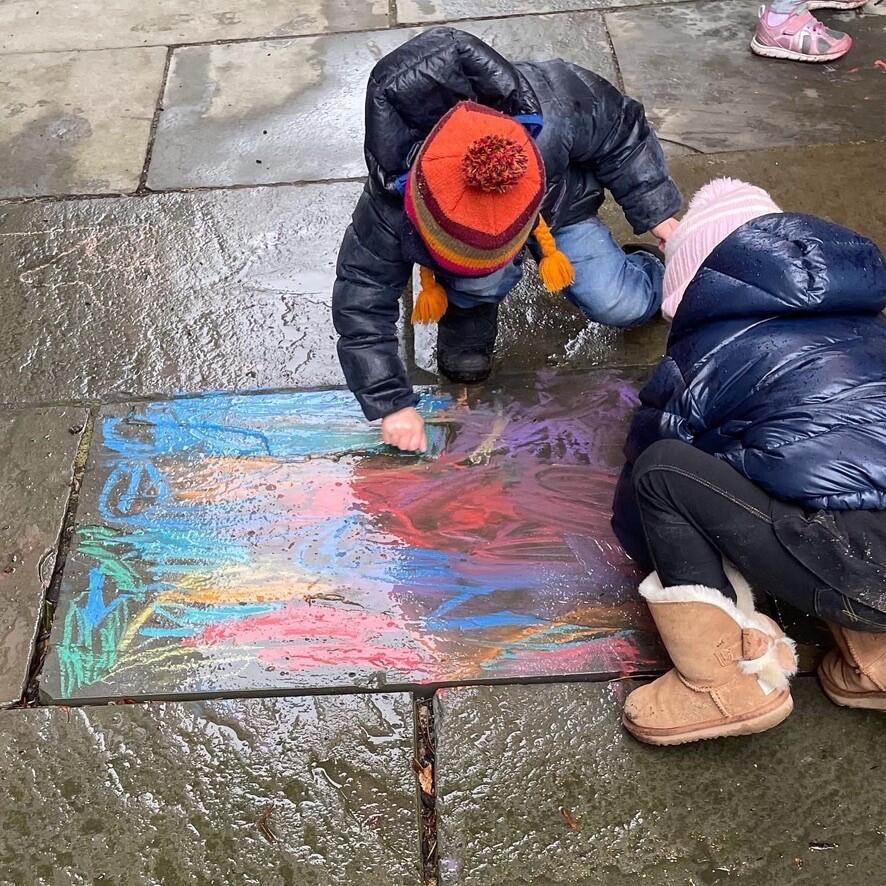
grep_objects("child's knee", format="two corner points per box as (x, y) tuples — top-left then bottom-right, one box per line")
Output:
(599, 296), (659, 328)
(574, 288), (659, 328)
(633, 440), (694, 491)
(569, 266), (662, 328)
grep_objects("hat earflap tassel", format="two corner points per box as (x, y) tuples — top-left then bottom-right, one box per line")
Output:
(534, 215), (575, 293)
(411, 265), (449, 324)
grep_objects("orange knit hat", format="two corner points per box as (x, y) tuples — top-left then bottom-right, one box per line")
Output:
(406, 101), (574, 324)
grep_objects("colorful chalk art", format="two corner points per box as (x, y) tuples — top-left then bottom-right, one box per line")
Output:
(43, 370), (664, 701)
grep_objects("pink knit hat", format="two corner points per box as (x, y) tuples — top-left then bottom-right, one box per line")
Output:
(662, 178), (782, 322)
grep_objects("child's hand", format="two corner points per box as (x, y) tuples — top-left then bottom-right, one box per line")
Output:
(381, 407), (427, 452)
(650, 217), (679, 252)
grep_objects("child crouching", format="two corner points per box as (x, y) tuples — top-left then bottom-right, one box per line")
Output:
(612, 179), (886, 745)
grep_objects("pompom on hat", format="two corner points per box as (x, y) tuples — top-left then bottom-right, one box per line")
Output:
(406, 101), (574, 324)
(662, 178), (782, 321)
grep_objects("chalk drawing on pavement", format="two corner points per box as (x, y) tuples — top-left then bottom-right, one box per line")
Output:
(47, 372), (663, 700)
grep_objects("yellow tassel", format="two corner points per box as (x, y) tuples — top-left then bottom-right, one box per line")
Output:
(534, 215), (575, 292)
(411, 266), (449, 324)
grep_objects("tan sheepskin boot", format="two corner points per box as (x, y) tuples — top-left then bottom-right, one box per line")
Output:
(818, 624), (886, 711)
(623, 572), (798, 746)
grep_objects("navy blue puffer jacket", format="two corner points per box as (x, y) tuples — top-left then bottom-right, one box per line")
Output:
(613, 213), (886, 558)
(333, 27), (680, 421)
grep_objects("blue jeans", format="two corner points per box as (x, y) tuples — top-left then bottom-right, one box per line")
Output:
(438, 218), (663, 329)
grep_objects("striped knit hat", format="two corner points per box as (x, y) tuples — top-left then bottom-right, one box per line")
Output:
(662, 178), (782, 321)
(406, 101), (574, 324)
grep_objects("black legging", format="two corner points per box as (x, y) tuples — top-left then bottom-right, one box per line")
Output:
(633, 440), (886, 632)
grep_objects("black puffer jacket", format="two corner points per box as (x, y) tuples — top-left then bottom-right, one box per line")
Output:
(333, 28), (681, 420)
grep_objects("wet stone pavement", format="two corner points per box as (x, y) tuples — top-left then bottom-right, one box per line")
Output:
(0, 693), (419, 886)
(0, 408), (85, 707)
(0, 0), (391, 53)
(434, 679), (886, 885)
(0, 182), (360, 402)
(607, 2), (886, 153)
(0, 0), (884, 881)
(0, 47), (167, 198)
(146, 13), (615, 190)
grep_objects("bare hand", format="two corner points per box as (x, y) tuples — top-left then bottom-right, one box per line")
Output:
(381, 407), (427, 452)
(650, 217), (679, 252)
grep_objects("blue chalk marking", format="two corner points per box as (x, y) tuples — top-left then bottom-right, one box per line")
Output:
(101, 389), (454, 462)
(81, 569), (130, 630)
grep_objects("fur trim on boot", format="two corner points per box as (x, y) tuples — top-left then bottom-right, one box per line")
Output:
(623, 572), (797, 746)
(639, 573), (798, 693)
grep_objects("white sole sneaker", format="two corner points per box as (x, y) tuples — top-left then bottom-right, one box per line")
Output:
(807, 0), (868, 9)
(750, 35), (851, 62)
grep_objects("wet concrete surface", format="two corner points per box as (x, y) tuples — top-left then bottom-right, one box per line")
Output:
(495, 270), (669, 374)
(607, 1), (886, 153)
(0, 182), (361, 404)
(41, 373), (664, 703)
(0, 0), (389, 53)
(0, 692), (420, 885)
(397, 0), (693, 25)
(0, 407), (85, 707)
(0, 48), (166, 199)
(146, 13), (615, 190)
(146, 29), (414, 190)
(435, 678), (886, 885)
(415, 258), (668, 377)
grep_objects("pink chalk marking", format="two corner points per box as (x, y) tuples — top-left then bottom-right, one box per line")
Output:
(185, 603), (435, 673)
(257, 642), (433, 673)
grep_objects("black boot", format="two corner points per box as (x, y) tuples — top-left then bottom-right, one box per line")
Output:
(436, 302), (499, 384)
(624, 242), (665, 263)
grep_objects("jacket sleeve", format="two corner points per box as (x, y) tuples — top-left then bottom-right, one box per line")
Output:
(332, 185), (416, 421)
(564, 63), (681, 235)
(611, 357), (700, 566)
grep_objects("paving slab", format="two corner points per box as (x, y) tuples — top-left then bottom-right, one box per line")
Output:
(146, 12), (615, 190)
(0, 0), (388, 54)
(607, 1), (886, 153)
(0, 407), (85, 708)
(41, 373), (664, 703)
(435, 678), (886, 886)
(0, 47), (166, 198)
(0, 693), (419, 885)
(397, 0), (693, 25)
(0, 182), (361, 404)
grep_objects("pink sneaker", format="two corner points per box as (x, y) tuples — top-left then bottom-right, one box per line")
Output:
(751, 8), (853, 62)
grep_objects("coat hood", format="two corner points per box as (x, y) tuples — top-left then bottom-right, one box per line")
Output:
(670, 213), (886, 342)
(363, 27), (541, 195)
